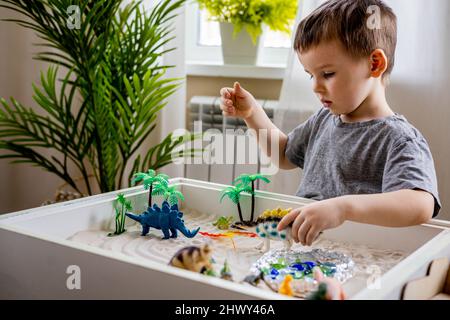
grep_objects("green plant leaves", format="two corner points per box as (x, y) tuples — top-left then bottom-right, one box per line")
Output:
(0, 0), (197, 195)
(219, 184), (252, 204)
(233, 173), (271, 186)
(197, 0), (298, 43)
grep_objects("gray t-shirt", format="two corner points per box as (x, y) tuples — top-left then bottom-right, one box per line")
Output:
(285, 108), (441, 218)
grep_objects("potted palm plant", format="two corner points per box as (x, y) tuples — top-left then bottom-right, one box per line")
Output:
(196, 0), (298, 64)
(0, 0), (197, 202)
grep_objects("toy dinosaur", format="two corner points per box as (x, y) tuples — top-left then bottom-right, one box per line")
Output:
(220, 260), (233, 281)
(125, 200), (200, 239)
(212, 216), (233, 230)
(169, 244), (213, 274)
(278, 274), (294, 296)
(255, 207), (293, 252)
(306, 268), (346, 300)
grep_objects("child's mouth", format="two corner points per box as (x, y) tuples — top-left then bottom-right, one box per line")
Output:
(321, 100), (333, 108)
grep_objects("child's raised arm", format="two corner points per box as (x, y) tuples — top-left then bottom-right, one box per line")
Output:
(219, 82), (296, 170)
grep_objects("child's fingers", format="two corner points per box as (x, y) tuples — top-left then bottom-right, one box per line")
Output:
(220, 103), (235, 115)
(291, 211), (305, 242)
(305, 226), (320, 246)
(222, 110), (235, 117)
(220, 97), (234, 108)
(298, 220), (311, 245)
(277, 208), (301, 231)
(220, 87), (233, 99)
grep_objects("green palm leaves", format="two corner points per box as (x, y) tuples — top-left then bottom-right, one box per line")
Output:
(0, 0), (196, 196)
(221, 173), (271, 225)
(220, 184), (252, 223)
(132, 169), (184, 207)
(220, 184), (252, 204)
(157, 185), (185, 206)
(132, 169), (169, 207)
(234, 173), (271, 223)
(233, 174), (271, 186)
(109, 192), (132, 236)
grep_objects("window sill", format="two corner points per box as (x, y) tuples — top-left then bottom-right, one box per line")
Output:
(186, 61), (286, 80)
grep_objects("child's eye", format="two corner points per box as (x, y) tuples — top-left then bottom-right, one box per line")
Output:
(323, 72), (335, 79)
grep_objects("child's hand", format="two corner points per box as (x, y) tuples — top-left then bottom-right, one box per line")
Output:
(219, 82), (257, 119)
(277, 198), (347, 246)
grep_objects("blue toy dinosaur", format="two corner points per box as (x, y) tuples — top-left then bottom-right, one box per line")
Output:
(125, 201), (200, 239)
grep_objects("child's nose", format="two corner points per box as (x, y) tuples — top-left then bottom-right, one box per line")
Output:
(312, 79), (326, 94)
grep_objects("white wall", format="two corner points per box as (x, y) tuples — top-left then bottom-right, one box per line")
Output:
(386, 0), (450, 220)
(0, 8), (61, 213)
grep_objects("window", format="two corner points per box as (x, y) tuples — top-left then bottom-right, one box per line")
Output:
(186, 3), (293, 67)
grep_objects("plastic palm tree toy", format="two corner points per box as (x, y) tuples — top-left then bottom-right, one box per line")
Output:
(109, 193), (132, 236)
(233, 174), (271, 224)
(132, 169), (169, 207)
(220, 184), (252, 225)
(153, 184), (185, 206)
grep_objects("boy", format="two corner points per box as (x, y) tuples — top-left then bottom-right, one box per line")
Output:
(219, 0), (441, 246)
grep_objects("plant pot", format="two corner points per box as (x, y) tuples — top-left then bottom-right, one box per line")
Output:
(219, 22), (264, 65)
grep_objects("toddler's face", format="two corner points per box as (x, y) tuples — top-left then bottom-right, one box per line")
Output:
(298, 40), (374, 116)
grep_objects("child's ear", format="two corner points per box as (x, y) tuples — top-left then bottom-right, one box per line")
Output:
(369, 49), (388, 78)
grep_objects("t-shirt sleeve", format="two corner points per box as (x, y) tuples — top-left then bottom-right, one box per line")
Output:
(382, 137), (441, 218)
(284, 111), (318, 168)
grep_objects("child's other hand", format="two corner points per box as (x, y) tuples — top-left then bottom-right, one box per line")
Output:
(219, 82), (257, 119)
(277, 198), (347, 246)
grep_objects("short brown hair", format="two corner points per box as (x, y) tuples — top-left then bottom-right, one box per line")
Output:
(294, 0), (397, 76)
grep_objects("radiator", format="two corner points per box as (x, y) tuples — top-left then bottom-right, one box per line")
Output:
(185, 95), (278, 188)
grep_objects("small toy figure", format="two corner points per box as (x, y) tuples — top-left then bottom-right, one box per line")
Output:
(255, 207), (293, 252)
(220, 260), (233, 281)
(278, 274), (294, 296)
(243, 270), (264, 286)
(306, 268), (346, 300)
(213, 216), (234, 230)
(169, 244), (214, 274)
(108, 193), (132, 236)
(126, 201), (200, 239)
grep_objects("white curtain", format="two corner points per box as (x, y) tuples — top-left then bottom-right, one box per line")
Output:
(0, 8), (62, 213)
(271, 0), (450, 220)
(385, 0), (450, 220)
(267, 0), (324, 195)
